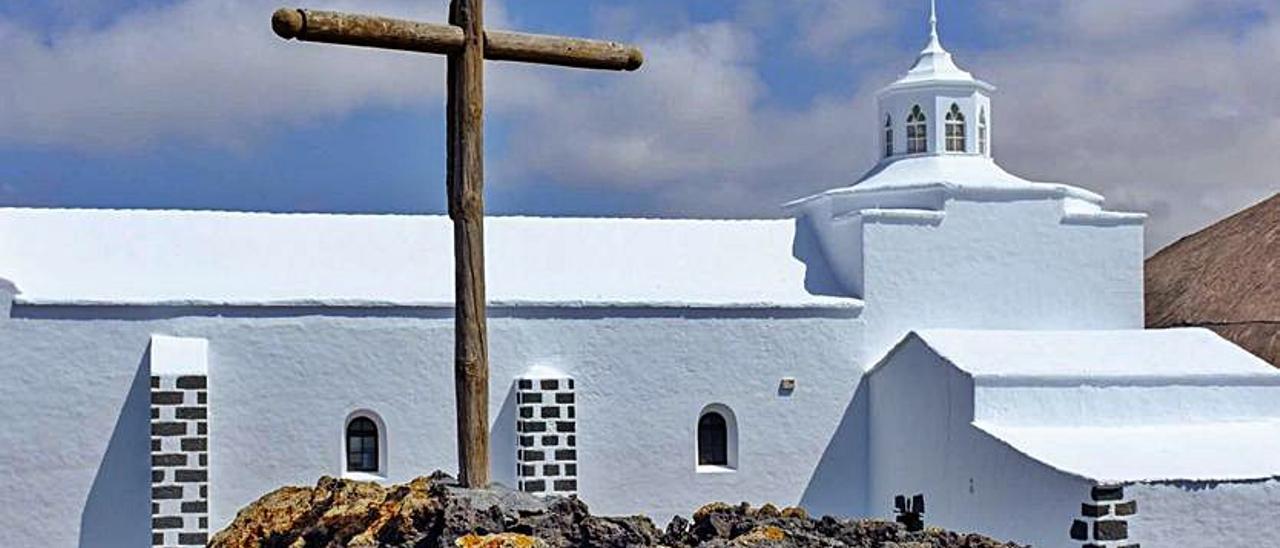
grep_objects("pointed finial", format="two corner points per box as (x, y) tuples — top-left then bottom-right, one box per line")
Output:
(922, 0), (944, 52)
(930, 0), (938, 40)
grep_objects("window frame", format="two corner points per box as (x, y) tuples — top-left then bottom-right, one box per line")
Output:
(695, 403), (738, 473)
(906, 105), (928, 154)
(884, 114), (894, 158)
(343, 410), (387, 479)
(945, 103), (966, 153)
(978, 108), (988, 156)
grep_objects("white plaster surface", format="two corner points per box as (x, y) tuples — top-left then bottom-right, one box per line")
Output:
(0, 312), (865, 546)
(858, 199), (1144, 351)
(867, 329), (1280, 547)
(838, 156), (1094, 198)
(976, 422), (1280, 483)
(919, 328), (1278, 380)
(1129, 480), (1280, 548)
(867, 336), (1090, 548)
(149, 335), (209, 376)
(0, 281), (13, 318)
(0, 208), (857, 309)
(975, 384), (1280, 427)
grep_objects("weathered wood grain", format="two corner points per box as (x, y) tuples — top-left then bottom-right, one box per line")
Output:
(273, 8), (643, 71)
(447, 0), (490, 489)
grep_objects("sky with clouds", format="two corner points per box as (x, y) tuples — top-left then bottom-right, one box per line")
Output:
(0, 0), (1275, 253)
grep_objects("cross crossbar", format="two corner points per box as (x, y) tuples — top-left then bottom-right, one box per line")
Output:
(273, 8), (644, 72)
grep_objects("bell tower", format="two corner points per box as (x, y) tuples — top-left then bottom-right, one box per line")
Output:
(878, 0), (994, 161)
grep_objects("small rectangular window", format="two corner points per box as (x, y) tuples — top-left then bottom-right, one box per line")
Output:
(907, 124), (927, 154)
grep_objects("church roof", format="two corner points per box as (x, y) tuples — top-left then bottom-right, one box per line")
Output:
(911, 327), (1277, 381)
(903, 328), (1280, 483)
(819, 155), (1103, 203)
(0, 207), (859, 310)
(975, 420), (1280, 483)
(1146, 193), (1280, 366)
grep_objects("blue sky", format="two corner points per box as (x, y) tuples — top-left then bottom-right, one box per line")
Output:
(0, 0), (1275, 251)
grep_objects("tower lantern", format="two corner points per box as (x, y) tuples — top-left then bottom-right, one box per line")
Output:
(877, 0), (995, 160)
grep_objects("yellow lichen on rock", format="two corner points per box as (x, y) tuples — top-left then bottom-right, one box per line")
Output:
(692, 502), (733, 520)
(779, 506), (808, 520)
(754, 503), (780, 518)
(733, 525), (787, 545)
(455, 533), (549, 548)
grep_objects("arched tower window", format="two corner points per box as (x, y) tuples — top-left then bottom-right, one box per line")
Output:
(906, 105), (928, 154)
(346, 416), (380, 473)
(883, 114), (894, 158)
(978, 108), (988, 156)
(696, 404), (738, 471)
(945, 103), (966, 153)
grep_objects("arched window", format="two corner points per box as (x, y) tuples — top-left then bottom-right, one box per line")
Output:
(346, 416), (380, 473)
(698, 413), (727, 465)
(696, 404), (737, 471)
(945, 103), (966, 153)
(906, 105), (927, 154)
(883, 114), (894, 158)
(978, 108), (988, 156)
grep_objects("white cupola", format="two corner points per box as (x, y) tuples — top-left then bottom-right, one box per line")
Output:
(788, 1), (1102, 208)
(784, 1), (1130, 302)
(878, 0), (995, 160)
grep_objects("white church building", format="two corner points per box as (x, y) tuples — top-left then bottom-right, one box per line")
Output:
(3, 7), (1280, 548)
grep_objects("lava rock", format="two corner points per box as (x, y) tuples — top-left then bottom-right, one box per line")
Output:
(210, 474), (1024, 548)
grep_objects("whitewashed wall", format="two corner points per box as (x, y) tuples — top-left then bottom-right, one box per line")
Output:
(0, 323), (152, 547)
(868, 337), (1091, 547)
(0, 308), (864, 546)
(861, 198), (1143, 352)
(1129, 480), (1280, 547)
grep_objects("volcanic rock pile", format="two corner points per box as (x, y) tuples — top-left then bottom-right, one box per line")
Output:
(210, 473), (1024, 548)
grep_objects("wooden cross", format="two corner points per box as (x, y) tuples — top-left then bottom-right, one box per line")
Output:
(271, 2), (643, 488)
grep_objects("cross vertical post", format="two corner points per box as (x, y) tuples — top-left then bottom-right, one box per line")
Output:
(446, 0), (489, 488)
(271, 1), (643, 489)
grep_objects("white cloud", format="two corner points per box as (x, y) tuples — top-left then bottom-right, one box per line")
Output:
(736, 0), (897, 56)
(972, 0), (1280, 251)
(1, 0), (1276, 253)
(0, 0), (537, 149)
(790, 0), (895, 56)
(497, 21), (873, 216)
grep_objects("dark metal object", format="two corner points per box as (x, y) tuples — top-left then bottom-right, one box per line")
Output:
(894, 493), (926, 532)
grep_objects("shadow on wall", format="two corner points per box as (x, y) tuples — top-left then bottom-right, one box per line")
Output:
(799, 379), (871, 518)
(79, 348), (151, 547)
(490, 381), (518, 488)
(792, 219), (846, 298)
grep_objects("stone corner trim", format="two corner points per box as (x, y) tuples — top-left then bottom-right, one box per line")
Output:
(516, 375), (578, 497)
(1071, 484), (1139, 548)
(151, 371), (209, 547)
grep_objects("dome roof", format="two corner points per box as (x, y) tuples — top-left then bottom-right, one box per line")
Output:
(881, 0), (993, 94)
(785, 155), (1104, 208)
